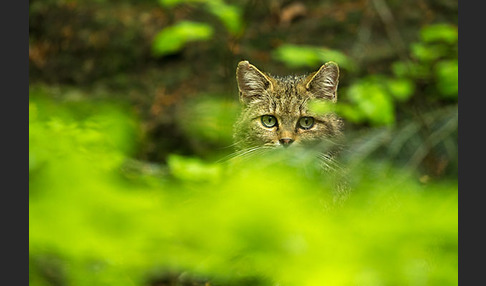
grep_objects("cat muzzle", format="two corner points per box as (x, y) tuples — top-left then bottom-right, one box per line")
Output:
(279, 138), (294, 147)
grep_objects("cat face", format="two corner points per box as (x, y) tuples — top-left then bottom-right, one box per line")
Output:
(233, 61), (343, 150)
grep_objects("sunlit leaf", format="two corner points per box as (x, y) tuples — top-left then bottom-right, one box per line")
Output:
(152, 21), (213, 57)
(411, 42), (447, 62)
(420, 24), (458, 44)
(385, 78), (415, 102)
(336, 103), (366, 123)
(157, 0), (244, 36)
(346, 80), (395, 126)
(392, 61), (431, 80)
(205, 0), (244, 36)
(272, 44), (356, 71)
(158, 0), (204, 7)
(435, 59), (458, 99)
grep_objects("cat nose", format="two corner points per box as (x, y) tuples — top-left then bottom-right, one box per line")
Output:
(279, 138), (294, 147)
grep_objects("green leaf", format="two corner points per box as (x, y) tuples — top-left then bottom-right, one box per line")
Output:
(420, 24), (458, 44)
(157, 0), (244, 36)
(152, 21), (213, 57)
(272, 44), (356, 71)
(435, 60), (458, 99)
(385, 78), (415, 102)
(346, 80), (395, 126)
(411, 43), (447, 62)
(391, 61), (409, 78)
(158, 0), (204, 7)
(205, 0), (243, 36)
(336, 103), (365, 123)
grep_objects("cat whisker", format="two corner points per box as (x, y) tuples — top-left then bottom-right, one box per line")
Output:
(318, 157), (335, 172)
(218, 145), (273, 163)
(219, 140), (245, 150)
(317, 153), (343, 172)
(215, 140), (249, 162)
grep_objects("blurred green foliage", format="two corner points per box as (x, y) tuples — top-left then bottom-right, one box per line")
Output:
(167, 154), (222, 182)
(175, 94), (239, 150)
(153, 0), (243, 57)
(159, 0), (243, 35)
(420, 24), (458, 45)
(152, 21), (214, 57)
(203, 0), (244, 36)
(272, 44), (356, 72)
(274, 23), (457, 128)
(30, 94), (457, 286)
(29, 1), (458, 285)
(392, 24), (458, 101)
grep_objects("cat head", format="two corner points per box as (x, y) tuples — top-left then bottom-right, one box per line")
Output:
(233, 60), (343, 150)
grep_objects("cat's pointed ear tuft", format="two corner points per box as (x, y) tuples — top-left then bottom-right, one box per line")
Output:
(305, 61), (339, 102)
(236, 61), (273, 104)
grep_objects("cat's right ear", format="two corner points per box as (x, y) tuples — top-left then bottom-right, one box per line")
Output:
(236, 61), (273, 104)
(305, 61), (339, 102)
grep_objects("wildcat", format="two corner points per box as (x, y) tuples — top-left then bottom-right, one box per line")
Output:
(231, 60), (349, 200)
(232, 60), (344, 166)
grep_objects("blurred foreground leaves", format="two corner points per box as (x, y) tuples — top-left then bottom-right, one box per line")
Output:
(29, 1), (458, 283)
(30, 94), (457, 286)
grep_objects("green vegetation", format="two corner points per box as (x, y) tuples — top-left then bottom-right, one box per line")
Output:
(272, 44), (356, 71)
(29, 0), (457, 285)
(30, 95), (457, 285)
(152, 21), (214, 57)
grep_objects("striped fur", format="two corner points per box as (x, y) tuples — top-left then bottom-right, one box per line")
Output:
(233, 61), (343, 151)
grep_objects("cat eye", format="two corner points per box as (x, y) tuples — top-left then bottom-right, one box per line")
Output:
(298, 117), (315, 129)
(261, 115), (277, 128)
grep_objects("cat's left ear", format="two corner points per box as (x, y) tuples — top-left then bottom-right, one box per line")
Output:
(236, 60), (274, 104)
(305, 61), (339, 102)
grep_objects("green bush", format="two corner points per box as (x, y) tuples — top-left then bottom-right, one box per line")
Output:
(29, 94), (457, 286)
